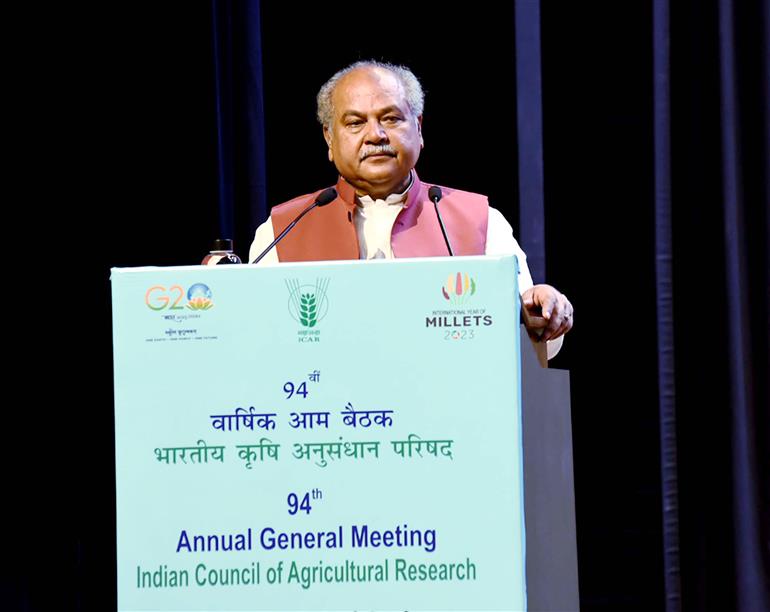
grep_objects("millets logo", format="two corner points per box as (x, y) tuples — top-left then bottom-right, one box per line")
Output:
(427, 272), (492, 332)
(442, 273), (476, 305)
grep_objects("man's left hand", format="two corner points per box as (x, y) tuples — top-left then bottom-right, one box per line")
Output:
(521, 284), (573, 342)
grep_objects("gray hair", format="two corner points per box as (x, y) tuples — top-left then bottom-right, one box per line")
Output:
(316, 60), (425, 130)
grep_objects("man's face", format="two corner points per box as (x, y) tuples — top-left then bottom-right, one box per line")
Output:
(323, 67), (423, 199)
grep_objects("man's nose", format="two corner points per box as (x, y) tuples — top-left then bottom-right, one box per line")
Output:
(364, 119), (388, 143)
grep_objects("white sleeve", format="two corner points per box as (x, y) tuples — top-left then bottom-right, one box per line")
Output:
(486, 206), (533, 293)
(486, 206), (563, 359)
(248, 218), (280, 265)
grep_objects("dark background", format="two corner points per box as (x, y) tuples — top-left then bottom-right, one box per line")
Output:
(8, 2), (767, 611)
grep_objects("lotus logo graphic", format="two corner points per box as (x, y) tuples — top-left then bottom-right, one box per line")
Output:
(186, 283), (214, 310)
(442, 273), (476, 305)
(286, 278), (330, 327)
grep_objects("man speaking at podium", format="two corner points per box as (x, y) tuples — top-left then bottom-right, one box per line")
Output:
(249, 61), (573, 358)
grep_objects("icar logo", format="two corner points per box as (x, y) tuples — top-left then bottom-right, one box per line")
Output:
(286, 278), (330, 327)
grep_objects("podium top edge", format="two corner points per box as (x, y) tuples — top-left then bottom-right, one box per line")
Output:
(110, 254), (516, 276)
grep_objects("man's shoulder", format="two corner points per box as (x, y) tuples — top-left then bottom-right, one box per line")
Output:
(419, 180), (489, 202)
(417, 181), (490, 212)
(271, 188), (331, 216)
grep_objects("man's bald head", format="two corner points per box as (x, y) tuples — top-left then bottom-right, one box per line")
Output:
(317, 61), (424, 131)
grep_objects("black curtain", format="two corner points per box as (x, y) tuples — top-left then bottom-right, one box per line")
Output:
(666, 0), (770, 609)
(211, 0), (268, 258)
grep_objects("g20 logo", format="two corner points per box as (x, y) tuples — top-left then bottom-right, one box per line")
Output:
(145, 283), (213, 311)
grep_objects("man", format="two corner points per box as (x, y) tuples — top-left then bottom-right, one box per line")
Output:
(249, 60), (573, 357)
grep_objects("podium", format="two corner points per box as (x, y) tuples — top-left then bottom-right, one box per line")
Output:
(112, 256), (577, 611)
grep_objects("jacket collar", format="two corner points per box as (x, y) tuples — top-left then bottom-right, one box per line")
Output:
(335, 170), (422, 210)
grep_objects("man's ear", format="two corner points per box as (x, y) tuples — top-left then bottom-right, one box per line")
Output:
(323, 126), (334, 162)
(417, 115), (424, 148)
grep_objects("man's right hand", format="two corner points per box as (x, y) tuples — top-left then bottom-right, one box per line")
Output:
(521, 284), (574, 343)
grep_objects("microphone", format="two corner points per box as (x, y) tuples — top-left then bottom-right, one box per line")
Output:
(250, 187), (337, 264)
(429, 185), (454, 256)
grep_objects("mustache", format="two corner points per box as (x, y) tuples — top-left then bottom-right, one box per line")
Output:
(360, 144), (397, 160)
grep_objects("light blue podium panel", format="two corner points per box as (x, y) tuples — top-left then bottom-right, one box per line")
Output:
(112, 255), (526, 612)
